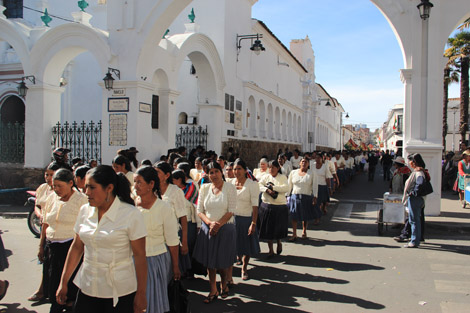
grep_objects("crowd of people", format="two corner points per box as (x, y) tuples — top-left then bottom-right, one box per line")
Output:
(15, 144), (436, 312)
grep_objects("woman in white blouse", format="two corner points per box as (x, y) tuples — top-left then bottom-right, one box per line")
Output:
(230, 158), (260, 281)
(112, 155), (135, 187)
(38, 169), (88, 313)
(287, 157), (319, 241)
(258, 160), (289, 258)
(134, 166), (180, 313)
(154, 162), (190, 273)
(253, 158), (269, 181)
(56, 165), (147, 313)
(193, 161), (237, 304)
(312, 154), (333, 220)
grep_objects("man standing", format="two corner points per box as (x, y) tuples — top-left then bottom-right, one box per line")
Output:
(381, 150), (393, 181)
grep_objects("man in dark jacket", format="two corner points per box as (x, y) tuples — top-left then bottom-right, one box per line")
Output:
(367, 152), (378, 181)
(381, 150), (394, 181)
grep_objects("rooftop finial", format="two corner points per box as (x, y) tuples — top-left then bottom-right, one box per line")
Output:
(41, 8), (52, 27)
(188, 8), (195, 23)
(78, 0), (89, 12)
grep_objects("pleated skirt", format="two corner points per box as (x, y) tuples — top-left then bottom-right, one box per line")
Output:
(258, 202), (288, 240)
(146, 252), (171, 313)
(235, 216), (260, 257)
(317, 185), (330, 205)
(193, 222), (237, 269)
(288, 194), (319, 222)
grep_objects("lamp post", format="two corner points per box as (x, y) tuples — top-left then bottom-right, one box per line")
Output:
(450, 106), (459, 151)
(340, 112), (349, 152)
(417, 0), (433, 139)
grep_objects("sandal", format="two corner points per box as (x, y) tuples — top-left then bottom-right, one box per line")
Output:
(301, 233), (307, 239)
(28, 292), (44, 302)
(227, 280), (235, 289)
(220, 286), (230, 299)
(203, 292), (218, 304)
(242, 272), (249, 281)
(288, 236), (297, 242)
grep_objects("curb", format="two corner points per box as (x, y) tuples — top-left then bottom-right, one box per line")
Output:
(426, 222), (470, 234)
(0, 212), (28, 219)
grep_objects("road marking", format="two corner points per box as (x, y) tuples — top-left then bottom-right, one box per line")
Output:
(434, 280), (470, 294)
(430, 263), (470, 275)
(332, 203), (353, 219)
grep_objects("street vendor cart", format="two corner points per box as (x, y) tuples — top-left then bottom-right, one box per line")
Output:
(377, 192), (405, 235)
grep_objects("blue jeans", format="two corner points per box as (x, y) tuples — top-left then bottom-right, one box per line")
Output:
(407, 196), (424, 246)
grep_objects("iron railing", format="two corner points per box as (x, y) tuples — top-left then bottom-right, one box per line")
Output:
(175, 125), (208, 152)
(0, 122), (24, 163)
(51, 121), (102, 164)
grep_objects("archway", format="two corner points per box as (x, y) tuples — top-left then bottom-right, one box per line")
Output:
(0, 95), (25, 163)
(258, 100), (266, 138)
(248, 96), (257, 137)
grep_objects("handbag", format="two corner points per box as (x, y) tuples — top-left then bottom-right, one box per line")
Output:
(417, 177), (433, 197)
(168, 279), (191, 313)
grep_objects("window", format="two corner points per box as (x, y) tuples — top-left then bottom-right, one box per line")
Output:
(178, 112), (188, 124)
(4, 0), (23, 18)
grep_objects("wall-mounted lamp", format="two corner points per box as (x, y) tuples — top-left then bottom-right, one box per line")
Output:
(417, 0), (433, 20)
(318, 98), (331, 106)
(17, 75), (36, 98)
(236, 33), (265, 61)
(103, 67), (121, 90)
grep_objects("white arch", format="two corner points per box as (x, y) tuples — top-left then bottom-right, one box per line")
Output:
(267, 103), (274, 139)
(248, 96), (256, 137)
(169, 32), (226, 92)
(275, 107), (281, 140)
(281, 109), (287, 141)
(30, 23), (111, 85)
(0, 18), (31, 73)
(287, 112), (292, 141)
(259, 100), (266, 138)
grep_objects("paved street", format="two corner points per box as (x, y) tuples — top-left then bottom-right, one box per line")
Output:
(1, 170), (469, 313)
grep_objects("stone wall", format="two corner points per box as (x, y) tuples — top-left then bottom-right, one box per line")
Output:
(0, 165), (44, 204)
(221, 139), (301, 170)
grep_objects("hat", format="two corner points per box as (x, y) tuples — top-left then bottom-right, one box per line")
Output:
(463, 149), (470, 156)
(128, 147), (139, 153)
(394, 157), (406, 165)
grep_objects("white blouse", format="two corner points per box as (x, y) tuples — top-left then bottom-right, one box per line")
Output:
(258, 174), (289, 205)
(35, 183), (53, 210)
(344, 158), (354, 169)
(125, 171), (135, 187)
(137, 198), (180, 257)
(288, 169), (318, 197)
(197, 182), (237, 224)
(327, 159), (336, 174)
(313, 163), (333, 186)
(253, 168), (269, 181)
(190, 168), (203, 182)
(162, 184), (187, 219)
(231, 178), (260, 217)
(43, 190), (88, 242)
(73, 197), (147, 306)
(290, 156), (302, 169)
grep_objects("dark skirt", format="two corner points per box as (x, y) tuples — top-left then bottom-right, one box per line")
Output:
(235, 216), (260, 257)
(0, 234), (8, 271)
(288, 194), (319, 222)
(192, 222), (236, 269)
(178, 229), (192, 273)
(146, 253), (171, 313)
(258, 202), (288, 240)
(317, 185), (330, 205)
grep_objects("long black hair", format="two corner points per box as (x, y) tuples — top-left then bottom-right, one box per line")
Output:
(154, 161), (173, 184)
(87, 165), (133, 205)
(135, 166), (162, 199)
(53, 169), (77, 190)
(233, 158), (248, 178)
(112, 155), (132, 172)
(407, 153), (426, 168)
(74, 165), (91, 179)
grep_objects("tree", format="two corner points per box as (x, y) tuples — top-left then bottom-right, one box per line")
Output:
(442, 61), (459, 151)
(445, 31), (470, 144)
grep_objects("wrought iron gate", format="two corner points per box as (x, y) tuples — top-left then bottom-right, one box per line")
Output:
(0, 122), (24, 163)
(51, 121), (102, 163)
(175, 125), (208, 152)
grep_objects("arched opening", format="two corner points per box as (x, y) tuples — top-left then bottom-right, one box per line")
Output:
(282, 109), (287, 141)
(178, 112), (188, 124)
(0, 95), (25, 163)
(248, 96), (257, 137)
(258, 100), (266, 138)
(287, 112), (292, 141)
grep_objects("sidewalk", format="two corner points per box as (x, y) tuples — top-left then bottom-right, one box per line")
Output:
(331, 168), (470, 234)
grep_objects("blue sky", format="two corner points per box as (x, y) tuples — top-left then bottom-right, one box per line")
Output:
(252, 0), (460, 131)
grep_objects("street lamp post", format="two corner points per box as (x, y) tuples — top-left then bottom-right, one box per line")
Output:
(340, 112), (349, 151)
(450, 106), (459, 151)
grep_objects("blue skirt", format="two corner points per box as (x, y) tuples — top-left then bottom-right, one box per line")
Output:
(193, 222), (237, 269)
(146, 252), (171, 313)
(258, 202), (288, 240)
(235, 216), (260, 257)
(317, 185), (330, 205)
(288, 194), (318, 222)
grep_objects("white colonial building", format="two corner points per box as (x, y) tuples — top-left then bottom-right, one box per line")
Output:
(0, 0), (469, 215)
(382, 103), (404, 154)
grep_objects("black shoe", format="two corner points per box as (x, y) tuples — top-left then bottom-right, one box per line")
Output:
(393, 236), (409, 243)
